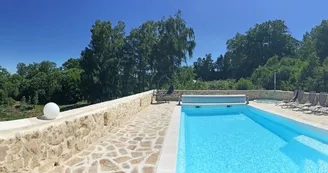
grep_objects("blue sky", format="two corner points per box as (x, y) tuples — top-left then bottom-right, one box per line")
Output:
(0, 0), (327, 73)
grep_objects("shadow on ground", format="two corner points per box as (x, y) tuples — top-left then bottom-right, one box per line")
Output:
(151, 101), (171, 105)
(60, 103), (90, 112)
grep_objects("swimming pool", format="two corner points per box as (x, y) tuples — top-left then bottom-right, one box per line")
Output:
(177, 105), (328, 173)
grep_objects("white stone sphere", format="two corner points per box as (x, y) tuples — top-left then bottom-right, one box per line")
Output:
(43, 102), (60, 120)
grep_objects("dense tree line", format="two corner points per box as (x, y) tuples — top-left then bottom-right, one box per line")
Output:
(0, 59), (82, 105)
(193, 20), (328, 92)
(80, 10), (195, 103)
(1, 11), (328, 107)
(0, 10), (195, 105)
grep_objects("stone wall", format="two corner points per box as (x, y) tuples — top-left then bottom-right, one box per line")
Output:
(0, 91), (153, 173)
(156, 90), (295, 102)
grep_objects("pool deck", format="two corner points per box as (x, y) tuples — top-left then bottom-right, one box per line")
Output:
(250, 101), (328, 131)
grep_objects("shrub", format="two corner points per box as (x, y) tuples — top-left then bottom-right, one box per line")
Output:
(5, 97), (16, 106)
(32, 91), (39, 105)
(0, 89), (8, 104)
(19, 105), (34, 111)
(234, 78), (255, 90)
(207, 80), (236, 90)
(193, 81), (209, 90)
(21, 96), (26, 104)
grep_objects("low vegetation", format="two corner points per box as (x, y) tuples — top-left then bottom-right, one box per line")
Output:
(0, 101), (87, 121)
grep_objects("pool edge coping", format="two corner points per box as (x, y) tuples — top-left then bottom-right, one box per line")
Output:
(157, 106), (181, 173)
(249, 102), (328, 131)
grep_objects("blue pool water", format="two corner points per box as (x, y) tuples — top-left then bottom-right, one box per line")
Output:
(177, 105), (328, 173)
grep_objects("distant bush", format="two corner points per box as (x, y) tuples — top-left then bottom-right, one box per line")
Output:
(169, 80), (209, 90)
(21, 96), (26, 104)
(19, 105), (34, 111)
(193, 81), (209, 90)
(234, 78), (256, 90)
(170, 78), (264, 90)
(32, 91), (39, 105)
(207, 80), (236, 90)
(0, 89), (8, 104)
(5, 97), (16, 106)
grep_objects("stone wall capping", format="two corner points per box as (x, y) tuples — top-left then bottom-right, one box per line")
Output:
(0, 90), (153, 172)
(0, 90), (154, 138)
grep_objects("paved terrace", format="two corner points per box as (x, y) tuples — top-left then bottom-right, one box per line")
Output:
(48, 101), (328, 173)
(46, 102), (176, 173)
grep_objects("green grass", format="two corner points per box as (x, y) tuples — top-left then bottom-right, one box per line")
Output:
(0, 101), (89, 121)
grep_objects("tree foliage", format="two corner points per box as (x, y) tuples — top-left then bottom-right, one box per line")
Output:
(80, 10), (195, 103)
(62, 58), (81, 70)
(1, 13), (328, 113)
(190, 19), (328, 92)
(80, 20), (125, 103)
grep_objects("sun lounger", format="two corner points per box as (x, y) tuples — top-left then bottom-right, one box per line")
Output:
(317, 107), (328, 115)
(313, 94), (328, 115)
(303, 92), (327, 114)
(154, 84), (174, 103)
(292, 91), (316, 111)
(282, 90), (303, 109)
(276, 90), (298, 106)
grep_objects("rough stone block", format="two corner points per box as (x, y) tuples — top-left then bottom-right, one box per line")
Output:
(0, 146), (9, 162)
(6, 158), (24, 172)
